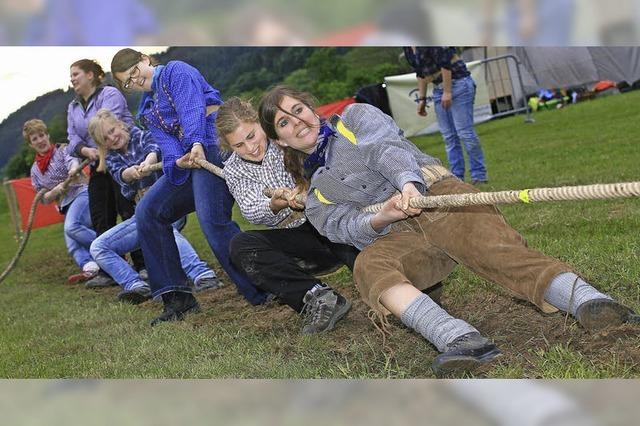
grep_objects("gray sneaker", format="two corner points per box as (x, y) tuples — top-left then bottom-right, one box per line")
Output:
(301, 286), (351, 335)
(117, 285), (152, 304)
(193, 276), (224, 293)
(431, 332), (501, 377)
(576, 298), (640, 331)
(85, 272), (118, 288)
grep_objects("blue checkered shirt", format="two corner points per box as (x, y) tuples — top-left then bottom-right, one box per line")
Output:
(106, 126), (162, 201)
(138, 61), (223, 186)
(403, 47), (469, 85)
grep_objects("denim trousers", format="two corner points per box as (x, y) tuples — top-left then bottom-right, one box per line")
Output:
(433, 76), (488, 182)
(63, 189), (95, 269)
(87, 167), (145, 271)
(135, 144), (267, 303)
(90, 216), (215, 291)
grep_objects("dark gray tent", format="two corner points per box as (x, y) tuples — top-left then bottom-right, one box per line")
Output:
(463, 47), (640, 108)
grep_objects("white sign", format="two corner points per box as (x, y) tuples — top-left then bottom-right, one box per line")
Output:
(385, 60), (492, 137)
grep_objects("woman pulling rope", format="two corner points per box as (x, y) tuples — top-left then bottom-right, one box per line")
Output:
(1, 119), (92, 284)
(257, 85), (640, 377)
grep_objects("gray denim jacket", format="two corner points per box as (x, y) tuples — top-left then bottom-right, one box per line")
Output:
(305, 103), (441, 250)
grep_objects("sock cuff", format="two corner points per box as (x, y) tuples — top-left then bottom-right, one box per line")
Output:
(400, 293), (430, 328)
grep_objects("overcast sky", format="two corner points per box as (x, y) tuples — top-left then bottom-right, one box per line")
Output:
(0, 46), (165, 123)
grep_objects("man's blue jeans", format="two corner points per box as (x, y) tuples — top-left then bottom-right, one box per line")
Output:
(433, 76), (488, 182)
(63, 189), (95, 269)
(90, 216), (215, 291)
(135, 144), (267, 304)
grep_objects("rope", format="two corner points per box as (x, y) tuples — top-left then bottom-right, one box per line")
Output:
(140, 159), (308, 230)
(2, 179), (22, 240)
(362, 181), (640, 213)
(136, 160), (640, 221)
(0, 159), (91, 284)
(263, 187), (306, 205)
(262, 188), (306, 228)
(138, 158), (225, 177)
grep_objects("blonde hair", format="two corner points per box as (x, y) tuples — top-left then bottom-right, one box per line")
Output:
(215, 97), (259, 152)
(88, 108), (129, 172)
(22, 119), (48, 144)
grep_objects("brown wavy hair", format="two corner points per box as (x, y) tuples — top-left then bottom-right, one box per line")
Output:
(258, 85), (318, 191)
(70, 59), (105, 87)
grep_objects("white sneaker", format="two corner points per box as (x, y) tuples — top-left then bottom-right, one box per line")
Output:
(83, 261), (100, 273)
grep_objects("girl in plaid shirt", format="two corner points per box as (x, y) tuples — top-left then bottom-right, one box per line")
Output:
(218, 98), (356, 335)
(87, 109), (222, 304)
(24, 118), (98, 283)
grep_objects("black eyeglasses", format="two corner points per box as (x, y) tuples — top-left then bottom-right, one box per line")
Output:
(123, 65), (140, 90)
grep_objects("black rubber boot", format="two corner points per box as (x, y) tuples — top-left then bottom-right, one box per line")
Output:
(150, 291), (200, 326)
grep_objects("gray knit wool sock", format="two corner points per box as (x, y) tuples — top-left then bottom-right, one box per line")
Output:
(544, 272), (612, 316)
(400, 293), (478, 352)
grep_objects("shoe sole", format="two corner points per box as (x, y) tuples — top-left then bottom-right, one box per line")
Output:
(432, 347), (502, 378)
(118, 291), (152, 305)
(86, 281), (118, 289)
(68, 273), (94, 284)
(150, 303), (201, 326)
(578, 300), (631, 331)
(194, 282), (224, 293)
(302, 300), (352, 335)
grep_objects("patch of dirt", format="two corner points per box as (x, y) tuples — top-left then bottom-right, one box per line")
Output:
(446, 291), (640, 376)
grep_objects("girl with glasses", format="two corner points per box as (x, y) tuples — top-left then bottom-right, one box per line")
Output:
(110, 49), (266, 326)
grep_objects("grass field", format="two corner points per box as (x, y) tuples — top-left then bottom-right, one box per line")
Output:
(1, 91), (639, 378)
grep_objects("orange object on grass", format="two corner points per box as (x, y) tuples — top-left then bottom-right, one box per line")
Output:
(6, 177), (64, 232)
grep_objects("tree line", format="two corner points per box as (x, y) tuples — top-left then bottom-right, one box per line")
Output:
(1, 47), (411, 179)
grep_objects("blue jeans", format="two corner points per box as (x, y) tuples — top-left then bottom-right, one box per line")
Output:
(90, 216), (215, 291)
(135, 144), (267, 304)
(63, 189), (95, 269)
(433, 75), (488, 182)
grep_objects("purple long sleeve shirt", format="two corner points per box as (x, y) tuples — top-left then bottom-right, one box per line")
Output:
(138, 61), (223, 185)
(67, 85), (134, 159)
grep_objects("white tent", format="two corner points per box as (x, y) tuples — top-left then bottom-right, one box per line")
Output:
(385, 47), (640, 137)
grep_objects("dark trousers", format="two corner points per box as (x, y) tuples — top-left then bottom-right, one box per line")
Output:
(230, 221), (359, 312)
(88, 168), (145, 271)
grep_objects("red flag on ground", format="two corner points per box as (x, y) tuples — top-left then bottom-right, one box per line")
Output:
(5, 177), (64, 232)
